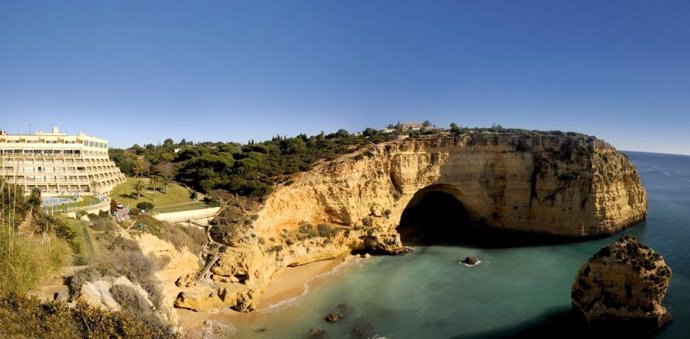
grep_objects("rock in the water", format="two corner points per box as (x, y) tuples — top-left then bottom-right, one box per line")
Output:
(325, 312), (344, 322)
(571, 236), (672, 330)
(462, 256), (479, 265)
(308, 328), (326, 339)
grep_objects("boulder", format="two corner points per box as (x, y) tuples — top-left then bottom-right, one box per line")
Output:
(571, 236), (672, 330)
(325, 312), (344, 322)
(173, 288), (225, 312)
(308, 328), (326, 339)
(462, 256), (479, 265)
(78, 280), (121, 311)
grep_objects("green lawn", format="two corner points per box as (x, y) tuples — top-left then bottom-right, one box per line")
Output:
(109, 177), (206, 212)
(58, 216), (96, 265)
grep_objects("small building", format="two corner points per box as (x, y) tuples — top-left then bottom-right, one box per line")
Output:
(398, 122), (423, 132)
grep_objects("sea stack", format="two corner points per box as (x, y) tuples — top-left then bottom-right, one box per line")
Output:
(571, 236), (672, 330)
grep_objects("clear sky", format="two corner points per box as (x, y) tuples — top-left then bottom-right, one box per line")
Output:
(1, 1), (689, 154)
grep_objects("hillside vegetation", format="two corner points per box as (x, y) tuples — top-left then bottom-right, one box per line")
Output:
(109, 122), (585, 202)
(110, 126), (406, 199)
(0, 179), (188, 338)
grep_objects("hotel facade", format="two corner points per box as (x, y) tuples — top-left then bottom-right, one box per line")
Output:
(0, 127), (126, 195)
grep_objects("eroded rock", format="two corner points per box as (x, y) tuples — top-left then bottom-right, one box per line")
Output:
(193, 132), (649, 313)
(571, 236), (672, 330)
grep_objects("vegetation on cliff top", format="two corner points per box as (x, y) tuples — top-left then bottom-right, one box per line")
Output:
(109, 123), (595, 200)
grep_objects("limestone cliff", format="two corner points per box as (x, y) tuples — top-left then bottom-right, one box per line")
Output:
(571, 236), (672, 329)
(255, 131), (646, 240)
(177, 131), (648, 312)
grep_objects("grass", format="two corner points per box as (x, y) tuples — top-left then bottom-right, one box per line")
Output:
(153, 201), (207, 213)
(69, 196), (100, 208)
(110, 177), (206, 213)
(57, 216), (97, 265)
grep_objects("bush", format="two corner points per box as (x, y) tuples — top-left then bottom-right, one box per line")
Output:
(110, 284), (152, 315)
(159, 223), (205, 254)
(204, 196), (220, 207)
(92, 217), (120, 232)
(317, 223), (339, 238)
(54, 220), (79, 253)
(136, 202), (155, 212)
(97, 237), (163, 308)
(133, 215), (165, 236)
(67, 268), (101, 298)
(0, 293), (180, 338)
(181, 226), (208, 252)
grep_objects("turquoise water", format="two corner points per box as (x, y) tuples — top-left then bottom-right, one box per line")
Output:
(230, 151), (690, 338)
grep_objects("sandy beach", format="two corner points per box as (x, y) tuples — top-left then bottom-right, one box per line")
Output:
(179, 257), (347, 336)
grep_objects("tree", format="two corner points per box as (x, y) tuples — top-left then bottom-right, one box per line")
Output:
(132, 180), (146, 200)
(450, 122), (462, 135)
(491, 123), (503, 131)
(149, 176), (159, 202)
(422, 120), (432, 128)
(363, 128), (377, 137)
(154, 162), (177, 194)
(132, 158), (150, 178)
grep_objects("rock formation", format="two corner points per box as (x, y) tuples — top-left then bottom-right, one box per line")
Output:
(462, 256), (479, 265)
(571, 236), (672, 330)
(176, 131), (648, 312)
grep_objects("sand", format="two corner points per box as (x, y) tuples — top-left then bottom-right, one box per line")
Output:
(178, 257), (347, 336)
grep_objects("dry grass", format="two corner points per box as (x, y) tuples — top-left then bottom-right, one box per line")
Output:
(0, 228), (71, 295)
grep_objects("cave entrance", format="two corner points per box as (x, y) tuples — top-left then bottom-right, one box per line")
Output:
(396, 185), (477, 246)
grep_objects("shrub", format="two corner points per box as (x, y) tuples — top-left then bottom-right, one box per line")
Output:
(136, 202), (155, 212)
(159, 223), (205, 254)
(110, 284), (151, 314)
(267, 245), (283, 253)
(97, 237), (163, 308)
(92, 217), (120, 232)
(54, 220), (79, 253)
(317, 223), (339, 238)
(181, 226), (208, 251)
(204, 196), (220, 207)
(133, 215), (165, 236)
(67, 268), (101, 298)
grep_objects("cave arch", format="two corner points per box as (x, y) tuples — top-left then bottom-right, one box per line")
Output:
(396, 184), (479, 245)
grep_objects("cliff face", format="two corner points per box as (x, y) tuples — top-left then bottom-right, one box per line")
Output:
(176, 131), (648, 312)
(255, 132), (646, 241)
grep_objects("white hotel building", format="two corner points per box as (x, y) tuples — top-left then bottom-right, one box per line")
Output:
(0, 127), (126, 195)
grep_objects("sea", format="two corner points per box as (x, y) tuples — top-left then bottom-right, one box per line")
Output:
(228, 151), (690, 338)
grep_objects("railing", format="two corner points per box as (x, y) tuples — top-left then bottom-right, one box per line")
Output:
(43, 195), (110, 214)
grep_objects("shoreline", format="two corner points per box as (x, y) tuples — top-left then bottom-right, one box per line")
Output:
(178, 257), (350, 336)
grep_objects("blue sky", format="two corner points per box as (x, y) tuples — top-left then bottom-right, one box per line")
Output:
(1, 1), (689, 154)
